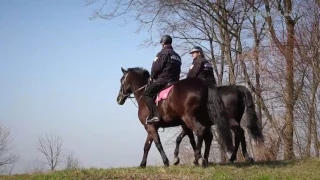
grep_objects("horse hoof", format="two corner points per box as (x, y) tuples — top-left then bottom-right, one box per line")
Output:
(246, 157), (254, 164)
(173, 157), (180, 165)
(192, 159), (198, 166)
(140, 164), (146, 168)
(198, 158), (208, 168)
(164, 160), (170, 167)
(228, 159), (235, 163)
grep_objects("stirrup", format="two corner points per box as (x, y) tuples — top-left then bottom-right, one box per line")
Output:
(146, 116), (160, 124)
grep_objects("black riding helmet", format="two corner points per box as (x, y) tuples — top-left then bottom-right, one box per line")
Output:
(160, 35), (172, 45)
(189, 46), (203, 54)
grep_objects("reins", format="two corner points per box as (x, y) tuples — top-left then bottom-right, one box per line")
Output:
(121, 84), (147, 108)
(120, 74), (165, 131)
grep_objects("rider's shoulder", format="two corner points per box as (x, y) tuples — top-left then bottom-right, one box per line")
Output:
(199, 58), (209, 64)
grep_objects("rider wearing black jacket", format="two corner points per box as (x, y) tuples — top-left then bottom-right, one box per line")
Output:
(187, 46), (217, 88)
(143, 35), (182, 123)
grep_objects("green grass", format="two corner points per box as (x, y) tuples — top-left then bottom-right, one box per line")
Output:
(1, 159), (320, 180)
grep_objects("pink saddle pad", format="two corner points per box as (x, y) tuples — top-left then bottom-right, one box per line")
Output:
(155, 85), (174, 103)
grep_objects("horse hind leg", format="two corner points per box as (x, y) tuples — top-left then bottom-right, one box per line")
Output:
(195, 130), (206, 167)
(238, 126), (254, 163)
(203, 127), (213, 167)
(173, 124), (196, 166)
(185, 125), (197, 164)
(229, 126), (241, 163)
(183, 114), (206, 167)
(173, 129), (187, 165)
(229, 125), (253, 164)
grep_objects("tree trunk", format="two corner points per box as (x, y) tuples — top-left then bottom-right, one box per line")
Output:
(217, 0), (235, 84)
(252, 15), (263, 125)
(307, 105), (312, 157)
(209, 39), (222, 85)
(264, 0), (296, 160)
(311, 60), (319, 157)
(283, 12), (295, 160)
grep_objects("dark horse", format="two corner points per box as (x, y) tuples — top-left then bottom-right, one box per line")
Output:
(173, 85), (264, 164)
(116, 67), (234, 167)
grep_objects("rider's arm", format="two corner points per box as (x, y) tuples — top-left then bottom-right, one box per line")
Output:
(150, 54), (166, 80)
(186, 61), (201, 78)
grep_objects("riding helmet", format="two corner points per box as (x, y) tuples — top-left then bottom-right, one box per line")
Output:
(160, 35), (172, 44)
(189, 46), (203, 54)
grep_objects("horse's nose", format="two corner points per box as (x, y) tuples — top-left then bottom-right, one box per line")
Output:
(117, 95), (123, 105)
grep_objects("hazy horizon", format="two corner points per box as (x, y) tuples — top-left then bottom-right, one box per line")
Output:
(0, 0), (185, 174)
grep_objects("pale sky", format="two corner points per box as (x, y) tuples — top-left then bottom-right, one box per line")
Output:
(0, 0), (188, 174)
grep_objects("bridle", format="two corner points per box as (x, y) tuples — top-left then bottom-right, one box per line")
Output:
(118, 71), (165, 131)
(118, 73), (147, 107)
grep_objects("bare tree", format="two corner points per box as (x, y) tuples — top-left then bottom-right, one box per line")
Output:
(262, 0), (303, 160)
(65, 152), (80, 170)
(0, 124), (18, 174)
(294, 1), (320, 157)
(37, 134), (63, 171)
(86, 0), (320, 162)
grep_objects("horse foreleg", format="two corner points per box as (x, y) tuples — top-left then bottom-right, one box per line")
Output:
(148, 127), (170, 167)
(140, 134), (153, 168)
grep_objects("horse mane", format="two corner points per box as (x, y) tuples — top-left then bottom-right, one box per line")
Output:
(127, 67), (150, 79)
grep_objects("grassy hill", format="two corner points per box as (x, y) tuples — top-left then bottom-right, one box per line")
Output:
(1, 159), (320, 180)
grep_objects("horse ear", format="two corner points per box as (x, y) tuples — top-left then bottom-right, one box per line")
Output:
(121, 67), (127, 74)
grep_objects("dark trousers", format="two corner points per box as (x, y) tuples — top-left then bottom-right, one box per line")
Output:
(143, 81), (167, 118)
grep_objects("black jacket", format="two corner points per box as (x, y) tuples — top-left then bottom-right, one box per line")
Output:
(151, 45), (181, 83)
(187, 56), (216, 85)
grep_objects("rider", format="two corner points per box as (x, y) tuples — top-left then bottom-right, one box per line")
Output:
(187, 46), (234, 152)
(187, 46), (226, 125)
(187, 46), (217, 87)
(143, 35), (182, 123)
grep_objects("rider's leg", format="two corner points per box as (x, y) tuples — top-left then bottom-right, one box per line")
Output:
(143, 82), (165, 123)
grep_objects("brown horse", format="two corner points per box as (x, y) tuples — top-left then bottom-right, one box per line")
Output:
(173, 85), (264, 164)
(116, 67), (233, 167)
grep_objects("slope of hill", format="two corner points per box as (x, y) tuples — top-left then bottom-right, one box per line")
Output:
(1, 159), (319, 180)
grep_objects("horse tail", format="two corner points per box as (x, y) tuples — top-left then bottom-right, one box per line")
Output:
(207, 86), (234, 153)
(236, 85), (264, 143)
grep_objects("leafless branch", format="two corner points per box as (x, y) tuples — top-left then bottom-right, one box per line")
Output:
(37, 133), (63, 171)
(0, 124), (18, 171)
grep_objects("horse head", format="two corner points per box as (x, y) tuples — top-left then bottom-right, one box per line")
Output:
(117, 67), (132, 105)
(117, 67), (150, 105)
